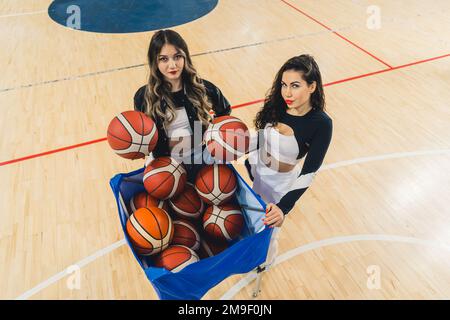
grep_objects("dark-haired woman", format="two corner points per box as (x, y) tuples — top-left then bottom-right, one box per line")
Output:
(134, 29), (231, 181)
(246, 54), (333, 229)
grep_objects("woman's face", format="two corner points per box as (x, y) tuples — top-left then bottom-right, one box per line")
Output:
(281, 70), (316, 110)
(157, 43), (185, 83)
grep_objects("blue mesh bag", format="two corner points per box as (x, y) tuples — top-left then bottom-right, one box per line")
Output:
(110, 165), (273, 300)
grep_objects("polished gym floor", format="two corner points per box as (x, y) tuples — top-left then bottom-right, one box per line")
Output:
(1, 0), (449, 299)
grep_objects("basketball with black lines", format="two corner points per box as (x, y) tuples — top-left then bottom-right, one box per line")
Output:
(107, 110), (158, 159)
(129, 191), (169, 213)
(153, 245), (199, 272)
(126, 207), (173, 256)
(169, 183), (204, 220)
(171, 219), (201, 251)
(202, 203), (244, 242)
(194, 164), (237, 205)
(203, 115), (250, 162)
(143, 156), (187, 200)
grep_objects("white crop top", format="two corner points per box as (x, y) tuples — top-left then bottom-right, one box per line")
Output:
(166, 108), (192, 137)
(262, 124), (299, 165)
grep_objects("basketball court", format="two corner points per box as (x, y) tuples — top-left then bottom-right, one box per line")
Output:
(1, 0), (450, 299)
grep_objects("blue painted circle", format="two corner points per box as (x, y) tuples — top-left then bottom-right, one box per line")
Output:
(48, 0), (218, 33)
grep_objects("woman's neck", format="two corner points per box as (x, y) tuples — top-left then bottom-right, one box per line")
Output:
(286, 100), (312, 116)
(169, 79), (183, 92)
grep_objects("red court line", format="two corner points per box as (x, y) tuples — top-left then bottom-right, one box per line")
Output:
(280, 0), (394, 69)
(391, 53), (450, 69)
(0, 53), (448, 168)
(231, 98), (265, 110)
(0, 138), (107, 167)
(325, 53), (450, 86)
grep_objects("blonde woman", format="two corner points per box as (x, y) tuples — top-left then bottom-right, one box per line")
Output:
(134, 30), (231, 181)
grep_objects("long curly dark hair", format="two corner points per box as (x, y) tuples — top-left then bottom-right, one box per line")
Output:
(254, 54), (325, 129)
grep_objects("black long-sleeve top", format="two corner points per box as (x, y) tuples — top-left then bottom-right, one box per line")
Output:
(133, 79), (231, 159)
(246, 108), (332, 215)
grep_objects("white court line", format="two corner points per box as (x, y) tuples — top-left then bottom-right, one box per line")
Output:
(219, 234), (450, 300)
(320, 149), (450, 171)
(15, 148), (450, 299)
(0, 10), (47, 19)
(15, 239), (126, 300)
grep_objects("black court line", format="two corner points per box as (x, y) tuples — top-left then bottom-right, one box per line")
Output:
(2, 3), (449, 93)
(0, 25), (361, 93)
(0, 52), (448, 168)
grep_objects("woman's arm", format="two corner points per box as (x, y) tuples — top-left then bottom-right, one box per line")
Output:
(203, 80), (231, 116)
(133, 85), (147, 112)
(276, 117), (333, 215)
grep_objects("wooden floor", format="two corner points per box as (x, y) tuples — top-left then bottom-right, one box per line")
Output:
(1, 0), (450, 299)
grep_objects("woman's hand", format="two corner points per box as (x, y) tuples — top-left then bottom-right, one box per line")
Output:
(263, 203), (285, 228)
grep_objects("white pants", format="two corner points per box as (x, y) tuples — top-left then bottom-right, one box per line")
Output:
(248, 151), (300, 204)
(248, 151), (300, 269)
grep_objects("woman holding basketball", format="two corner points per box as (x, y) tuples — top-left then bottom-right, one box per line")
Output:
(246, 54), (333, 228)
(134, 29), (231, 181)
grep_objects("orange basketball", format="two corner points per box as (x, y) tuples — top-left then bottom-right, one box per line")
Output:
(143, 157), (187, 200)
(203, 115), (249, 162)
(202, 203), (244, 242)
(107, 110), (158, 160)
(126, 207), (173, 256)
(169, 183), (204, 220)
(198, 237), (228, 259)
(172, 219), (201, 251)
(194, 164), (237, 205)
(129, 191), (168, 213)
(153, 245), (199, 272)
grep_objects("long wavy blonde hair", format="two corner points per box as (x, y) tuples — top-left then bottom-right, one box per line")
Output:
(143, 30), (212, 128)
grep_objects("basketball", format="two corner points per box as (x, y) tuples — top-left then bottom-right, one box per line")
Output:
(153, 245), (199, 273)
(126, 207), (173, 256)
(198, 237), (228, 259)
(194, 164), (237, 205)
(107, 110), (158, 160)
(203, 203), (244, 242)
(172, 219), (201, 251)
(143, 157), (187, 200)
(203, 115), (250, 162)
(169, 183), (204, 220)
(129, 191), (168, 213)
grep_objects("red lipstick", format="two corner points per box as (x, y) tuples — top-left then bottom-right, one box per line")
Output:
(285, 99), (293, 105)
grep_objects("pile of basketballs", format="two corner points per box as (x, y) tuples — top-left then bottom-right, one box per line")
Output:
(107, 110), (250, 272)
